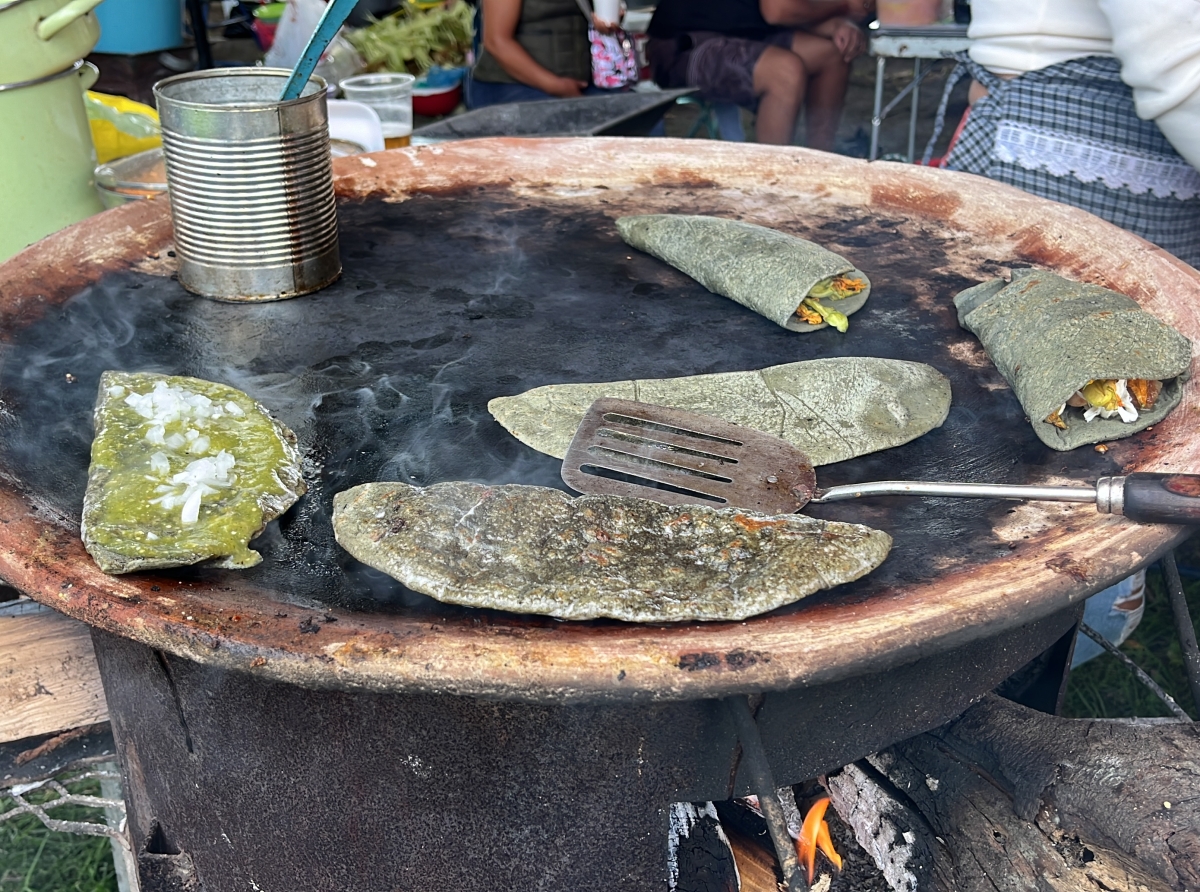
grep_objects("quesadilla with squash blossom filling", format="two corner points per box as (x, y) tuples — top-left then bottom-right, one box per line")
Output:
(954, 270), (1192, 451)
(333, 481), (891, 622)
(616, 214), (871, 332)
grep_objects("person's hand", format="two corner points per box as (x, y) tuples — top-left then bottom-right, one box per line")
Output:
(830, 18), (866, 61)
(845, 0), (875, 22)
(549, 76), (589, 97)
(591, 15), (621, 34)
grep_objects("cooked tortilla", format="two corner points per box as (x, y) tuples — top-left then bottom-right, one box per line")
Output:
(616, 214), (871, 332)
(488, 358), (951, 462)
(954, 270), (1192, 451)
(333, 482), (891, 622)
(81, 371), (306, 574)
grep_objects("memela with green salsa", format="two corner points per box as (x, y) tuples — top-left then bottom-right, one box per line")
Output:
(81, 371), (306, 574)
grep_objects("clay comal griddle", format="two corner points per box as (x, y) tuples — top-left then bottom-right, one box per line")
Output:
(0, 191), (1112, 611)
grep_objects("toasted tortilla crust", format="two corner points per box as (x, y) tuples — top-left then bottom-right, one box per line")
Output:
(488, 358), (951, 463)
(333, 482), (892, 623)
(954, 270), (1193, 451)
(616, 214), (871, 332)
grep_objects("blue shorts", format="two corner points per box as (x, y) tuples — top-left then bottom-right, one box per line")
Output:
(1072, 569), (1147, 668)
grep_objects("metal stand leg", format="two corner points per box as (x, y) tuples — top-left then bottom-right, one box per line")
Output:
(869, 54), (885, 161)
(1163, 549), (1200, 715)
(725, 696), (806, 892)
(907, 59), (921, 163)
(101, 762), (140, 892)
(185, 0), (214, 70)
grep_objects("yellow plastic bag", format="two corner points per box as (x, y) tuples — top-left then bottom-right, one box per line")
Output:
(85, 91), (162, 164)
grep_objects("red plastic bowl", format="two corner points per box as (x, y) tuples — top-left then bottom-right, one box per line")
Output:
(252, 19), (277, 51)
(413, 83), (463, 117)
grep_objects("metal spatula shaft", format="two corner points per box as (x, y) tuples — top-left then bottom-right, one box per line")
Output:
(813, 474), (1200, 523)
(812, 481), (1100, 504)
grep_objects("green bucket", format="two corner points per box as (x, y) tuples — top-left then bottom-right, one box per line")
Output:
(0, 60), (105, 262)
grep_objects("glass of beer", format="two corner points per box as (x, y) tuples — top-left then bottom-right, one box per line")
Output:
(340, 73), (415, 148)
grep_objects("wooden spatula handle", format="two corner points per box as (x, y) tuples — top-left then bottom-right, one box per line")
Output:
(1119, 473), (1200, 524)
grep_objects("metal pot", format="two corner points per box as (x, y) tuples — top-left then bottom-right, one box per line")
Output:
(0, 0), (103, 83)
(0, 60), (104, 262)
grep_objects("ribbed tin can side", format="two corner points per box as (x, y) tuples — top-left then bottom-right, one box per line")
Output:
(154, 68), (341, 302)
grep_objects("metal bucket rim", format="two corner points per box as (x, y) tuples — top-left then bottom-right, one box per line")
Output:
(153, 66), (327, 112)
(0, 56), (83, 92)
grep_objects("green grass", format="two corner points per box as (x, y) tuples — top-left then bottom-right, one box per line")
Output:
(1064, 531), (1200, 719)
(0, 779), (117, 892)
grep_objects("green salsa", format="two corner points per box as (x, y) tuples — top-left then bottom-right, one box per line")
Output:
(81, 371), (306, 574)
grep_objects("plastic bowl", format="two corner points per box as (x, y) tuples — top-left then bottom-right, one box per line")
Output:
(412, 83), (462, 117)
(95, 147), (169, 208)
(252, 18), (277, 50)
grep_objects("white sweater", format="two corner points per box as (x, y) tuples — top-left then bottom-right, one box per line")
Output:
(968, 0), (1200, 170)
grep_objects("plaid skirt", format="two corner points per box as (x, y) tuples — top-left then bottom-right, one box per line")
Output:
(942, 55), (1200, 267)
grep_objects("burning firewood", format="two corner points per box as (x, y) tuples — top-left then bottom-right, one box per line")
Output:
(825, 693), (1200, 891)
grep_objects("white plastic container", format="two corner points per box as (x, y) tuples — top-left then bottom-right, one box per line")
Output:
(593, 0), (621, 27)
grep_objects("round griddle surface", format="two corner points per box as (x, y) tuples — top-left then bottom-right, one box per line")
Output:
(0, 139), (1196, 702)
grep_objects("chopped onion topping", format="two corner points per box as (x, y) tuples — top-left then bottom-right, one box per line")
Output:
(126, 381), (233, 449)
(148, 450), (236, 524)
(181, 488), (204, 525)
(124, 383), (243, 522)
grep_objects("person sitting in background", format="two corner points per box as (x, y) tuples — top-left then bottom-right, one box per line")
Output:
(939, 0), (1200, 666)
(645, 0), (873, 148)
(467, 0), (594, 108)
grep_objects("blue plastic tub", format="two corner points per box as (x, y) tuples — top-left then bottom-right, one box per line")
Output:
(95, 0), (183, 54)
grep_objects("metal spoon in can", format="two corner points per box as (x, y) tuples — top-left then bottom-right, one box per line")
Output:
(278, 0), (361, 101)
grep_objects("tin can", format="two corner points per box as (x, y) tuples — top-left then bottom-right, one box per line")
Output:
(154, 68), (341, 302)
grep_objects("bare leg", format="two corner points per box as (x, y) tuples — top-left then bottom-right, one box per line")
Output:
(789, 32), (850, 151)
(751, 46), (807, 145)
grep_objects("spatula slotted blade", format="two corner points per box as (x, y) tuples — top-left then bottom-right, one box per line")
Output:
(561, 398), (816, 513)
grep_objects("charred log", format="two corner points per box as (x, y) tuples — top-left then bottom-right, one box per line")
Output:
(826, 693), (1200, 892)
(670, 802), (740, 892)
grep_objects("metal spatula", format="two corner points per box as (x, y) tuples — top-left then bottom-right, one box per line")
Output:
(561, 398), (1200, 524)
